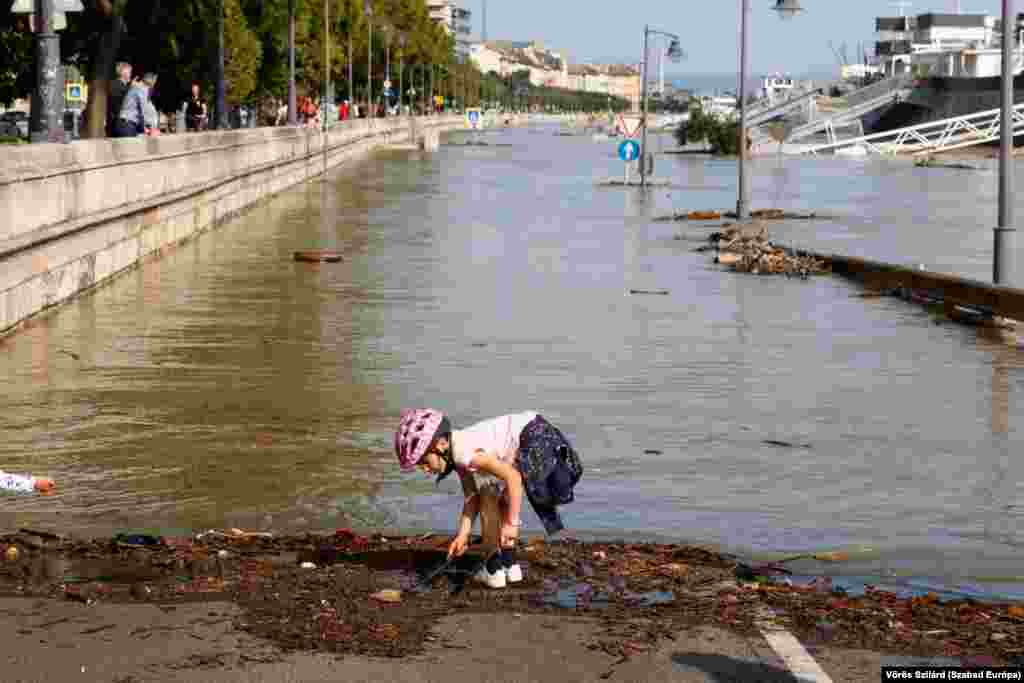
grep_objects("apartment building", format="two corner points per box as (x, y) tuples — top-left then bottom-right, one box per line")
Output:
(428, 1), (472, 58)
(875, 13), (1012, 77)
(470, 41), (641, 110)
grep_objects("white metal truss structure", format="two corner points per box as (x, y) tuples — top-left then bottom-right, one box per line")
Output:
(801, 101), (1024, 156)
(782, 76), (913, 145)
(745, 88), (824, 128)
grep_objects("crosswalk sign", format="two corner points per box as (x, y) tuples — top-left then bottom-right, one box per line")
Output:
(466, 108), (482, 129)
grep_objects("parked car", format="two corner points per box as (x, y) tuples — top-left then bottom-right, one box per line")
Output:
(0, 111), (29, 138)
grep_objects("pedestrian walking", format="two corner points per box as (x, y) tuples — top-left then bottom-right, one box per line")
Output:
(107, 61), (132, 137)
(185, 82), (207, 131)
(113, 73), (159, 138)
(394, 410), (583, 589)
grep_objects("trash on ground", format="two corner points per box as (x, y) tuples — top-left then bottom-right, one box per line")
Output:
(0, 532), (1019, 665)
(114, 534), (164, 547)
(370, 589), (402, 603)
(629, 289), (670, 296)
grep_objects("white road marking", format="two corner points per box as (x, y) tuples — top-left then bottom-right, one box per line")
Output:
(757, 608), (835, 683)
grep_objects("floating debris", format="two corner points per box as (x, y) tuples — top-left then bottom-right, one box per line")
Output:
(762, 439), (812, 449)
(915, 157), (982, 171)
(596, 179), (673, 188)
(711, 225), (828, 279)
(658, 208), (821, 222)
(293, 250), (342, 264)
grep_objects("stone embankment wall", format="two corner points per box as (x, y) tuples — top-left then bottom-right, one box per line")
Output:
(0, 115), (460, 335)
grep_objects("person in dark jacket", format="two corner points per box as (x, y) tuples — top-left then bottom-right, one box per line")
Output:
(113, 73), (158, 138)
(185, 82), (207, 131)
(107, 62), (132, 137)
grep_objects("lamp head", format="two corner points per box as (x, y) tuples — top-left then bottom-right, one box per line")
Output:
(666, 38), (686, 62)
(772, 0), (804, 20)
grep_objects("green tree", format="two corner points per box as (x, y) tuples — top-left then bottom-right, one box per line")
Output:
(224, 0), (261, 104)
(677, 103), (738, 155)
(0, 9), (32, 108)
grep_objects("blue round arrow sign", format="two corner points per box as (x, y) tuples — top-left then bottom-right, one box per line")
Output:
(618, 139), (640, 162)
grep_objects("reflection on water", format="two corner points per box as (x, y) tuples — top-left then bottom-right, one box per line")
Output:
(0, 126), (1022, 600)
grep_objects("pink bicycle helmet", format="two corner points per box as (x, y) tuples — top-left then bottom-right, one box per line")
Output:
(394, 409), (447, 471)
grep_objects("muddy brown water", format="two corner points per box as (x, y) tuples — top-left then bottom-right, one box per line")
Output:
(1, 125), (1022, 602)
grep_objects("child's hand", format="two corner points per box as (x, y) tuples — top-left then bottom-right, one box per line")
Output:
(447, 533), (469, 560)
(33, 478), (55, 495)
(500, 522), (519, 549)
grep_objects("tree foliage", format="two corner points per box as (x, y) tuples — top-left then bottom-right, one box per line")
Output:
(1, 0), (629, 125)
(224, 0), (261, 105)
(677, 103), (739, 155)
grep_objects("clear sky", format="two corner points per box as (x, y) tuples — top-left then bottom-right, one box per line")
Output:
(478, 0), (1010, 77)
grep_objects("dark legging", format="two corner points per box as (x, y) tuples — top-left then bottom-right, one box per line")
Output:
(113, 118), (142, 138)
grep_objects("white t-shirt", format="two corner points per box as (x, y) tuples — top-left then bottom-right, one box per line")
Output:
(452, 412), (538, 473)
(0, 470), (35, 493)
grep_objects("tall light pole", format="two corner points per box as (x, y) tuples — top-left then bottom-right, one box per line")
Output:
(365, 0), (373, 119)
(995, 0), (1017, 285)
(323, 0), (330, 175)
(639, 26), (684, 188)
(323, 0), (331, 132)
(27, 0), (63, 143)
(737, 0), (804, 219)
(398, 33), (407, 116)
(288, 0), (296, 125)
(215, 0), (227, 129)
(380, 24), (391, 115)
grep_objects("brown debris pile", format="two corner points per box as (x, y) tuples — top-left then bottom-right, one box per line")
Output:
(752, 582), (1024, 664)
(656, 208), (821, 222)
(1, 529), (1021, 667)
(710, 224), (829, 279)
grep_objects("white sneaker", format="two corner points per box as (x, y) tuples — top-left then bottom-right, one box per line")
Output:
(473, 564), (507, 589)
(505, 564), (523, 583)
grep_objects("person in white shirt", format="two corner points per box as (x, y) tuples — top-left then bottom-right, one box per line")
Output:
(394, 410), (582, 588)
(1, 470), (55, 494)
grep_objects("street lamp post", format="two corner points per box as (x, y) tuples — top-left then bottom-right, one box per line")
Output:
(381, 24), (391, 115)
(215, 0), (227, 129)
(398, 34), (407, 116)
(737, 0), (804, 219)
(288, 0), (296, 125)
(995, 0), (1017, 285)
(365, 0), (373, 120)
(323, 0), (330, 134)
(639, 25), (684, 187)
(24, 0), (72, 143)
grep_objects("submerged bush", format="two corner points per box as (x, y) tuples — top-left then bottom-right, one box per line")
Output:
(675, 104), (740, 156)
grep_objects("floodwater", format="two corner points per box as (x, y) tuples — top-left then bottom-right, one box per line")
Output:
(1, 123), (1022, 601)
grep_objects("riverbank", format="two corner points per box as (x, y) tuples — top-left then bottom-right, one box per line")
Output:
(0, 528), (1020, 682)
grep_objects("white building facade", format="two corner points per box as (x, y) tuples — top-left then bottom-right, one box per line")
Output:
(875, 12), (1022, 78)
(469, 41), (641, 110)
(428, 1), (472, 58)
